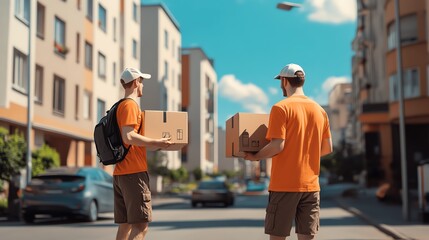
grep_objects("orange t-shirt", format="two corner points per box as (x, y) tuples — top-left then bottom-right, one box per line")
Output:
(266, 95), (331, 192)
(113, 99), (147, 175)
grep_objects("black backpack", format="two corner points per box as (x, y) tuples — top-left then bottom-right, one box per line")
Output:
(94, 98), (141, 165)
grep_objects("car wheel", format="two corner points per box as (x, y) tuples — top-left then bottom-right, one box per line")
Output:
(85, 200), (98, 222)
(22, 213), (35, 223)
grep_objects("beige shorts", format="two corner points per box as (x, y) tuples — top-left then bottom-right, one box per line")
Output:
(265, 191), (320, 237)
(113, 171), (152, 224)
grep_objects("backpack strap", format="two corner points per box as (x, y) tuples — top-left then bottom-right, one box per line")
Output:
(116, 98), (143, 151)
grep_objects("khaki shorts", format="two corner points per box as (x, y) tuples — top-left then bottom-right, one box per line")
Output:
(114, 171), (152, 224)
(265, 191), (320, 237)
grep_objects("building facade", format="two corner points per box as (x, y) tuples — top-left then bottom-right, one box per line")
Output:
(328, 83), (352, 149)
(0, 0), (140, 170)
(181, 48), (218, 174)
(352, 0), (429, 188)
(140, 4), (182, 169)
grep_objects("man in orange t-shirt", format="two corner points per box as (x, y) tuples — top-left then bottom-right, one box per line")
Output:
(245, 63), (333, 240)
(114, 67), (173, 240)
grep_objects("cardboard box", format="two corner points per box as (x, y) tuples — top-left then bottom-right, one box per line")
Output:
(225, 113), (269, 157)
(143, 110), (188, 150)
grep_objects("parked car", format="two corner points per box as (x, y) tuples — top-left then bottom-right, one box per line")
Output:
(21, 167), (113, 223)
(191, 180), (234, 207)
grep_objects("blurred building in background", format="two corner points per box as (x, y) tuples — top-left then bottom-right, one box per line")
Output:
(0, 0), (141, 170)
(328, 83), (353, 150)
(140, 4), (183, 169)
(352, 0), (429, 189)
(181, 48), (218, 174)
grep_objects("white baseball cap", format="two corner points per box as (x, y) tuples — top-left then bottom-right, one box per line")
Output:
(274, 63), (305, 79)
(120, 67), (151, 84)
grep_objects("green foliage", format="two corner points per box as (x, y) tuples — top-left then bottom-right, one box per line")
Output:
(32, 144), (60, 176)
(170, 167), (188, 183)
(192, 168), (204, 181)
(0, 127), (27, 181)
(321, 147), (364, 182)
(0, 198), (7, 214)
(156, 166), (170, 177)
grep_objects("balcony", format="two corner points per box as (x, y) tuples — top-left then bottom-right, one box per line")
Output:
(362, 102), (389, 113)
(359, 102), (389, 124)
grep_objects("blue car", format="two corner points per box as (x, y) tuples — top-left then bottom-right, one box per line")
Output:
(21, 167), (113, 223)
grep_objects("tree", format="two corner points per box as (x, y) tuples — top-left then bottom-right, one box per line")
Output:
(0, 127), (27, 182)
(192, 168), (203, 181)
(0, 127), (26, 220)
(32, 144), (60, 176)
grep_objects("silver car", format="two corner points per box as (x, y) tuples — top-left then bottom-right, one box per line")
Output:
(21, 167), (113, 223)
(191, 180), (234, 207)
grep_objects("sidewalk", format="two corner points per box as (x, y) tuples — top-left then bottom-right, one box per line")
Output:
(336, 188), (429, 240)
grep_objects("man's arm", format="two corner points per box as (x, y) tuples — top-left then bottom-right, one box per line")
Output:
(244, 138), (284, 161)
(321, 138), (333, 157)
(121, 126), (173, 149)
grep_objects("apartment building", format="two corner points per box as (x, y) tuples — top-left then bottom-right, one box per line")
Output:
(217, 127), (239, 173)
(0, 0), (140, 169)
(352, 0), (429, 188)
(328, 83), (352, 148)
(182, 48), (218, 174)
(140, 4), (182, 169)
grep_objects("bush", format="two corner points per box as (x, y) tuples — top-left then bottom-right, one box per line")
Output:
(0, 198), (7, 215)
(32, 144), (60, 176)
(192, 168), (203, 181)
(0, 128), (27, 181)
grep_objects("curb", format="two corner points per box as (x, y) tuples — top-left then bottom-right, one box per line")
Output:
(336, 200), (414, 240)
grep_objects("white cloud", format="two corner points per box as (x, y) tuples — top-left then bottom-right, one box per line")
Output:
(218, 74), (269, 113)
(304, 0), (357, 24)
(268, 87), (279, 95)
(310, 76), (351, 105)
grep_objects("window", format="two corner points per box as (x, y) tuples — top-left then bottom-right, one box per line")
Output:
(97, 99), (105, 122)
(15, 0), (30, 24)
(113, 62), (116, 86)
(54, 17), (67, 55)
(172, 69), (175, 87)
(83, 91), (91, 120)
(387, 14), (418, 50)
(12, 48), (28, 93)
(133, 2), (138, 22)
(178, 74), (181, 91)
(113, 17), (117, 42)
(389, 68), (420, 101)
(53, 75), (65, 115)
(76, 33), (80, 63)
(98, 4), (107, 32)
(427, 65), (429, 96)
(178, 46), (181, 62)
(35, 65), (43, 104)
(173, 41), (176, 58)
(86, 0), (93, 21)
(75, 85), (79, 119)
(85, 41), (93, 69)
(164, 61), (168, 80)
(77, 0), (81, 10)
(164, 30), (168, 49)
(36, 2), (45, 38)
(98, 52), (106, 79)
(132, 39), (137, 59)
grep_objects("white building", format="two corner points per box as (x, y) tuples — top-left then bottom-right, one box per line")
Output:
(0, 0), (140, 169)
(217, 127), (239, 173)
(181, 48), (218, 174)
(140, 4), (182, 169)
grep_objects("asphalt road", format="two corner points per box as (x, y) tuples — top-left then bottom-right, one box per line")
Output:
(0, 193), (391, 240)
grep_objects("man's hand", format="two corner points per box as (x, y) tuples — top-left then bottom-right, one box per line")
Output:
(244, 152), (260, 161)
(155, 137), (174, 149)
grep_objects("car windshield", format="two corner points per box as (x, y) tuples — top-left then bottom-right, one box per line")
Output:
(32, 175), (84, 184)
(198, 181), (226, 190)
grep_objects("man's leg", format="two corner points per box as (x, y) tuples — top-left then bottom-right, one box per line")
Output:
(128, 222), (149, 240)
(297, 233), (315, 240)
(270, 235), (286, 240)
(116, 223), (131, 240)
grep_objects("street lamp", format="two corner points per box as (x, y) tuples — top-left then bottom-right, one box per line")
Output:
(394, 0), (409, 221)
(276, 2), (302, 11)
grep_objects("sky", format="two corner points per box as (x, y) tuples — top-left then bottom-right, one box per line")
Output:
(142, 0), (357, 128)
